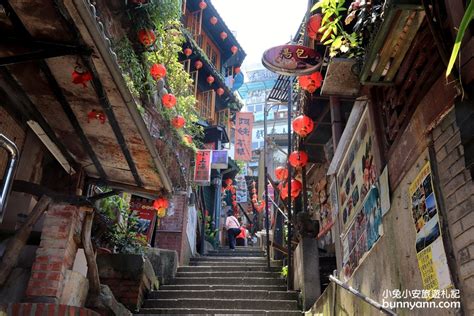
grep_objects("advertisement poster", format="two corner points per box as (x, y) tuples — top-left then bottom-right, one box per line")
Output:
(234, 112), (254, 161)
(315, 177), (337, 239)
(409, 162), (453, 291)
(379, 166), (391, 217)
(194, 150), (212, 185)
(342, 187), (383, 279)
(129, 196), (156, 244)
(337, 107), (378, 233)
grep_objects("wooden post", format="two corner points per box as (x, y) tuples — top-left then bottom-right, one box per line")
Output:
(82, 211), (101, 296)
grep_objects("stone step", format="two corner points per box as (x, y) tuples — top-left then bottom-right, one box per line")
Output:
(206, 252), (265, 257)
(190, 257), (266, 263)
(178, 265), (280, 272)
(175, 271), (281, 278)
(136, 308), (303, 315)
(158, 284), (288, 291)
(189, 261), (268, 267)
(147, 289), (298, 300)
(142, 298), (298, 311)
(172, 277), (286, 286)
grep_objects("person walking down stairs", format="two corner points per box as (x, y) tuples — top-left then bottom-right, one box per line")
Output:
(137, 247), (303, 315)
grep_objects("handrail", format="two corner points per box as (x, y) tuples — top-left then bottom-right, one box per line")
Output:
(0, 134), (19, 222)
(329, 275), (397, 316)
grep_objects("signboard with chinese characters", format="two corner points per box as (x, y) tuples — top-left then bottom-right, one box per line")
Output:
(262, 45), (322, 76)
(234, 112), (254, 161)
(409, 162), (453, 292)
(235, 173), (248, 203)
(211, 150), (228, 169)
(129, 196), (156, 244)
(194, 150), (212, 185)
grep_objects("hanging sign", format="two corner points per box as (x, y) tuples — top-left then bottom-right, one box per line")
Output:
(194, 150), (212, 185)
(262, 44), (322, 76)
(211, 150), (228, 169)
(234, 112), (254, 161)
(129, 196), (156, 244)
(409, 162), (453, 292)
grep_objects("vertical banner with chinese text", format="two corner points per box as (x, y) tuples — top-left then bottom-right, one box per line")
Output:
(129, 196), (156, 244)
(194, 150), (212, 185)
(234, 112), (254, 161)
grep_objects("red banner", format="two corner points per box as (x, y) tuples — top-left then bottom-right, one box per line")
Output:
(129, 196), (156, 244)
(194, 150), (212, 185)
(234, 112), (254, 161)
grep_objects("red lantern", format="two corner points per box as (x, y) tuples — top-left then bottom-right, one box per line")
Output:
(232, 201), (237, 207)
(289, 150), (309, 168)
(207, 75), (215, 84)
(279, 182), (288, 200)
(153, 197), (169, 210)
(138, 29), (156, 46)
(225, 178), (233, 186)
(216, 87), (224, 96)
(254, 200), (265, 212)
(194, 60), (203, 70)
(199, 1), (207, 9)
(210, 16), (218, 25)
(231, 46), (238, 54)
(150, 64), (166, 80)
(162, 93), (177, 108)
(183, 48), (193, 57)
(72, 69), (92, 88)
(298, 72), (322, 93)
(251, 188), (257, 194)
(307, 14), (323, 40)
(230, 187), (236, 194)
(234, 67), (241, 74)
(274, 166), (289, 181)
(220, 32), (228, 40)
(292, 115), (314, 137)
(171, 115), (186, 129)
(283, 179), (303, 199)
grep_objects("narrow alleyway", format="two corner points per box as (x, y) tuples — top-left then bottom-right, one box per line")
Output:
(137, 247), (302, 315)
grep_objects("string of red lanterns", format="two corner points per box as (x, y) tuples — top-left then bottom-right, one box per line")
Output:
(298, 72), (323, 93)
(292, 115), (314, 137)
(289, 150), (309, 168)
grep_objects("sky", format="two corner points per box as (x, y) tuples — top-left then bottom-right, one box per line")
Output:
(211, 0), (308, 72)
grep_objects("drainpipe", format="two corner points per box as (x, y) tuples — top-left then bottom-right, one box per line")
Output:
(0, 134), (19, 222)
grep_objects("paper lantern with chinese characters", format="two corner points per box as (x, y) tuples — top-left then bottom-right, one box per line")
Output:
(307, 14), (322, 40)
(199, 1), (207, 9)
(161, 93), (176, 108)
(289, 150), (308, 168)
(210, 16), (218, 25)
(150, 64), (166, 80)
(292, 115), (314, 137)
(274, 166), (289, 181)
(220, 31), (228, 40)
(207, 75), (215, 84)
(72, 69), (92, 88)
(216, 87), (224, 96)
(183, 48), (192, 57)
(171, 115), (186, 129)
(138, 29), (156, 47)
(231, 46), (238, 54)
(194, 60), (203, 70)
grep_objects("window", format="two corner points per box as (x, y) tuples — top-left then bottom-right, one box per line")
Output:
(252, 142), (259, 150)
(255, 104), (263, 112)
(197, 90), (215, 122)
(247, 105), (254, 112)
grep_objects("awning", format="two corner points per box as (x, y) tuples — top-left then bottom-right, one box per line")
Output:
(0, 0), (173, 196)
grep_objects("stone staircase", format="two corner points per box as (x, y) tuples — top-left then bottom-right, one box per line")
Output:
(137, 246), (302, 315)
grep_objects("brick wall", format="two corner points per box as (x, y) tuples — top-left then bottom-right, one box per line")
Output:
(432, 108), (474, 313)
(26, 203), (84, 303)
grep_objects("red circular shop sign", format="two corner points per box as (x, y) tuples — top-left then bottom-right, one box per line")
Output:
(262, 44), (322, 76)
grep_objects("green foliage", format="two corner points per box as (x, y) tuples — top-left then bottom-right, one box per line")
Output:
(312, 0), (362, 58)
(198, 210), (219, 248)
(114, 37), (148, 97)
(98, 192), (146, 255)
(446, 0), (474, 77)
(281, 265), (288, 278)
